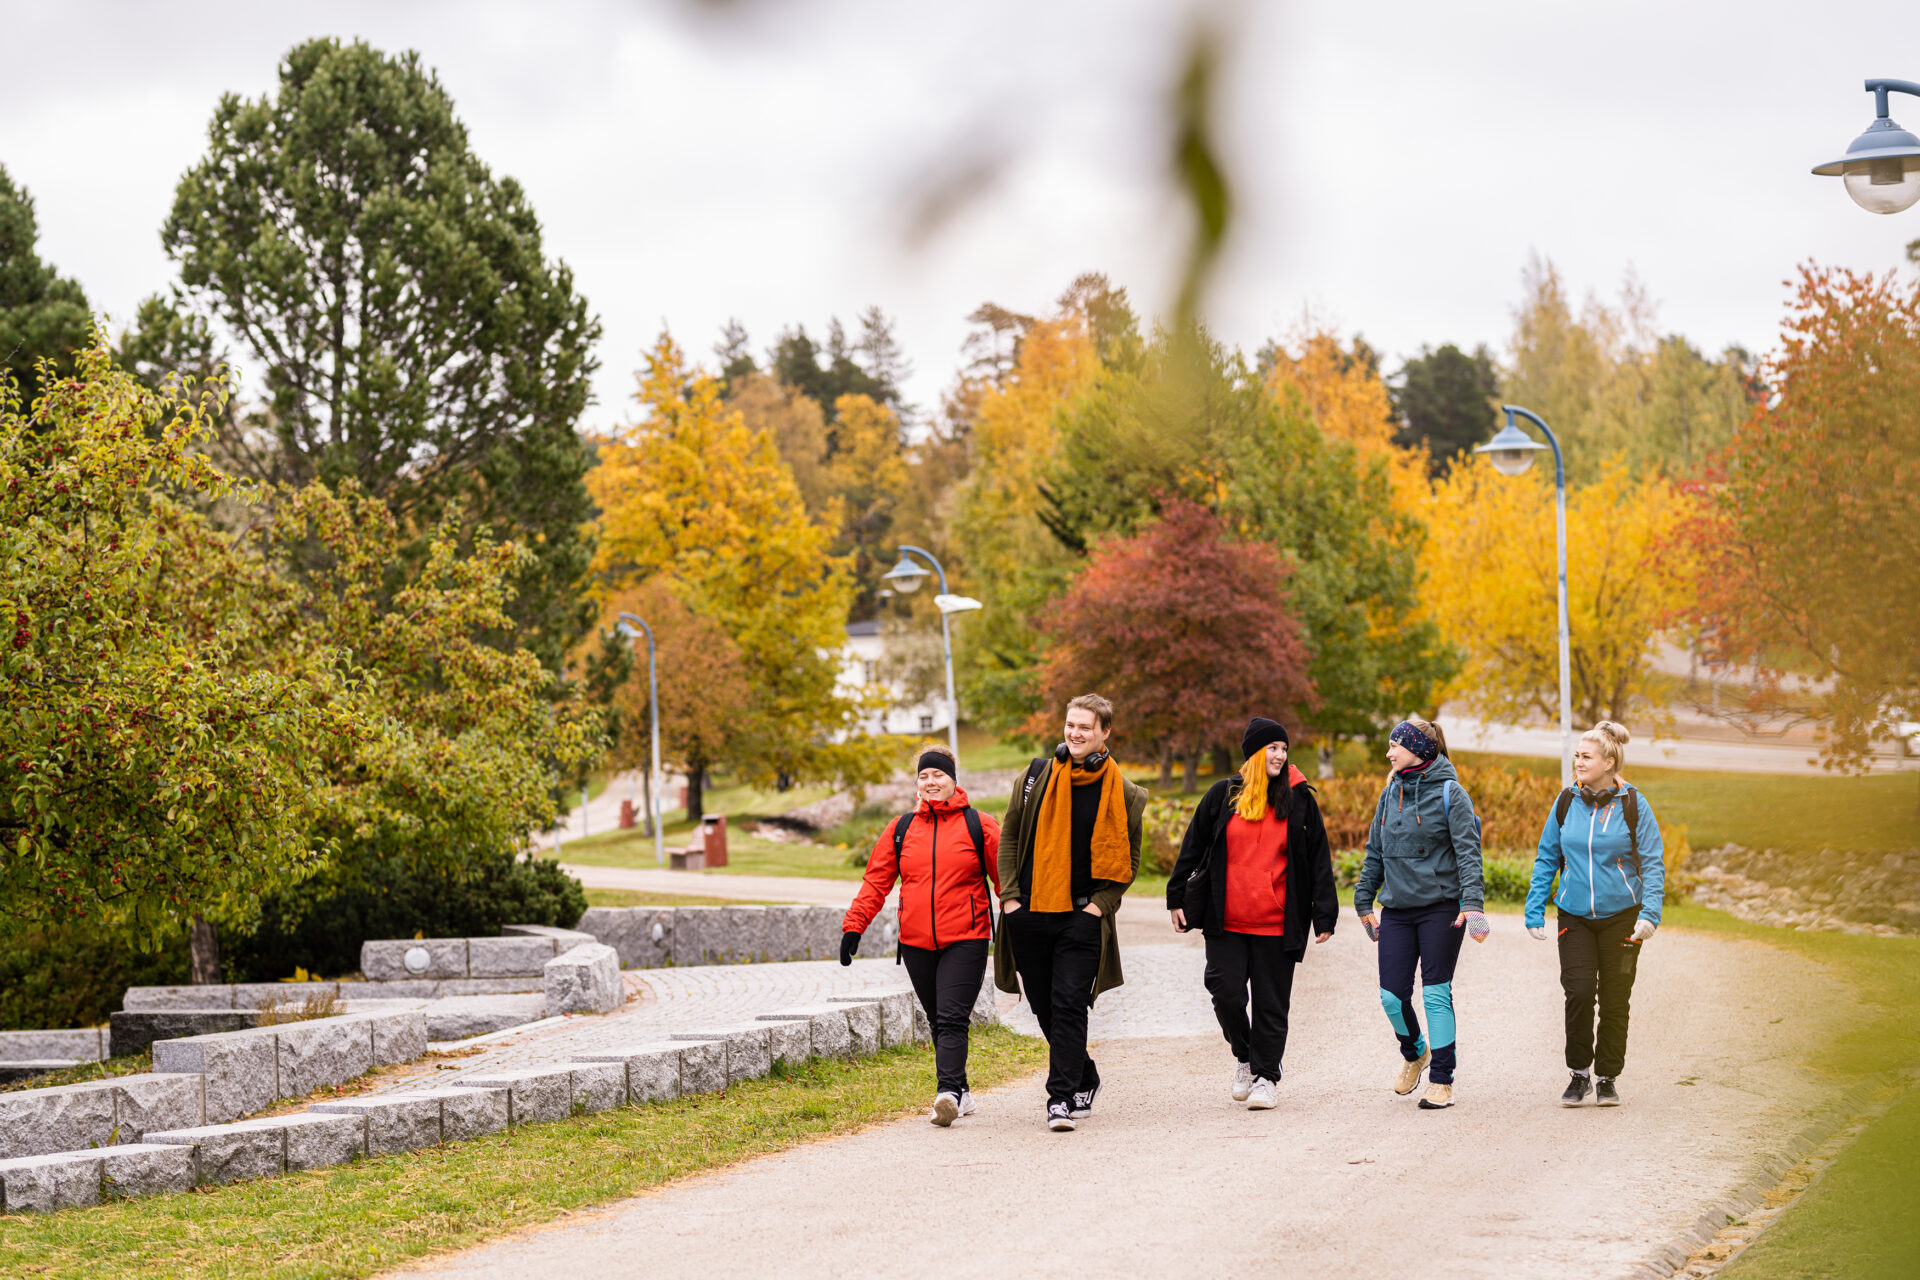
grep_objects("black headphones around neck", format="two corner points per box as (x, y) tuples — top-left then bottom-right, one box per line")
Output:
(1056, 742), (1108, 770)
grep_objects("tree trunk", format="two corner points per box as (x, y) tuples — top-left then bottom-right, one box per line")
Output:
(686, 766), (706, 825)
(1210, 743), (1233, 781)
(1182, 750), (1200, 794)
(1158, 742), (1173, 789)
(189, 914), (221, 985)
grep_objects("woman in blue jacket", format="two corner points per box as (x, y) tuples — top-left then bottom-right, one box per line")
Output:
(1354, 717), (1489, 1111)
(1525, 720), (1666, 1108)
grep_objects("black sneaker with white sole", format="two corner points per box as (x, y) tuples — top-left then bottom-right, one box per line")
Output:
(1594, 1077), (1621, 1106)
(1560, 1073), (1591, 1107)
(1069, 1080), (1100, 1119)
(1047, 1101), (1075, 1132)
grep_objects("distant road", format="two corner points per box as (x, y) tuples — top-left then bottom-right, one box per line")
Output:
(1439, 715), (1917, 777)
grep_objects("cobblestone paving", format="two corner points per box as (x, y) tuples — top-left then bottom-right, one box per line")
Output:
(999, 945), (1217, 1041)
(370, 959), (915, 1089)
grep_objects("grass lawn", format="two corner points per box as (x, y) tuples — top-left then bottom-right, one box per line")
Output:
(552, 827), (867, 881)
(0, 1026), (1047, 1280)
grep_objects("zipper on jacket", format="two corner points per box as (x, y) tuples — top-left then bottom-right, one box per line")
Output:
(1586, 799), (1597, 915)
(928, 810), (939, 950)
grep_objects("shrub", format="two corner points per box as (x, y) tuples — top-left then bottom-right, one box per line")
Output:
(1331, 847), (1535, 905)
(0, 920), (188, 1030)
(1313, 763), (1561, 855)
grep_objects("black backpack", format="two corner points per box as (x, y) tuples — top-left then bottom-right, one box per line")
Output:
(892, 805), (993, 927)
(1553, 787), (1642, 878)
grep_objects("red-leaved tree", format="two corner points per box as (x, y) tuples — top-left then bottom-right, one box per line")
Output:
(1028, 500), (1316, 790)
(1686, 263), (1920, 804)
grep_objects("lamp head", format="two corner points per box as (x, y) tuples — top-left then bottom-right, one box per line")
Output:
(882, 553), (930, 594)
(1814, 116), (1920, 215)
(1475, 421), (1549, 477)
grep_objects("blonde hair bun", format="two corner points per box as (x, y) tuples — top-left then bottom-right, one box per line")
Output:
(1593, 721), (1630, 746)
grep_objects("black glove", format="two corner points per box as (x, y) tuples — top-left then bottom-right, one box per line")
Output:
(839, 931), (862, 966)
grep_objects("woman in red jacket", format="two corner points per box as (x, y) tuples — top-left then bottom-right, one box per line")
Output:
(842, 745), (1002, 1126)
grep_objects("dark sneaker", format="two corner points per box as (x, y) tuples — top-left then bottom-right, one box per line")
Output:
(1047, 1101), (1075, 1131)
(1069, 1080), (1101, 1119)
(1595, 1077), (1621, 1106)
(1561, 1073), (1591, 1107)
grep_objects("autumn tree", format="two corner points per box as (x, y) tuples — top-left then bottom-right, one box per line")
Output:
(588, 334), (891, 791)
(1392, 343), (1501, 474)
(1688, 264), (1920, 795)
(1030, 501), (1315, 791)
(729, 372), (833, 517)
(1423, 455), (1697, 726)
(141, 37), (602, 670)
(765, 307), (910, 433)
(0, 164), (91, 406)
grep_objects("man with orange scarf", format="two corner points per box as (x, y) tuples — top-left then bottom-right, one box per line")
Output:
(993, 693), (1146, 1132)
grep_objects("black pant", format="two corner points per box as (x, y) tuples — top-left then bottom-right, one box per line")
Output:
(1008, 908), (1102, 1104)
(1203, 932), (1298, 1083)
(898, 938), (989, 1095)
(1558, 907), (1642, 1078)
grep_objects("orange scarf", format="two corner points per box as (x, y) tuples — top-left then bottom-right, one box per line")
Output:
(1030, 756), (1133, 912)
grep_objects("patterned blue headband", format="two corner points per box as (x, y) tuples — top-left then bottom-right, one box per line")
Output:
(1390, 720), (1439, 762)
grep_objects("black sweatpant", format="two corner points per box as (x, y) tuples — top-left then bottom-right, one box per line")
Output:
(1558, 906), (1642, 1078)
(898, 938), (989, 1096)
(1203, 932), (1299, 1083)
(1008, 908), (1102, 1105)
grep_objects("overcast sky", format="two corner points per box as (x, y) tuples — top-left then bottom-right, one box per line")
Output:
(5, 0), (1918, 432)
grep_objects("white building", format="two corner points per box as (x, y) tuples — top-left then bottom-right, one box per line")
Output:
(839, 620), (953, 737)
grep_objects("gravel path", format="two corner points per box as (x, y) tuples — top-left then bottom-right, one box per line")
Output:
(393, 905), (1851, 1280)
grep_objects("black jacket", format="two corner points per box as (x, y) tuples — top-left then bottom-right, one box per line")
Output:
(1164, 774), (1340, 954)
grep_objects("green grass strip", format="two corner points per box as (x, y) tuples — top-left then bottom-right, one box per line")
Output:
(0, 1026), (1046, 1280)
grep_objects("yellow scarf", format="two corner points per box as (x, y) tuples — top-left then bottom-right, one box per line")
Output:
(1030, 756), (1133, 912)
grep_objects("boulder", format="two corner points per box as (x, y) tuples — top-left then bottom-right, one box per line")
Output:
(544, 943), (623, 1017)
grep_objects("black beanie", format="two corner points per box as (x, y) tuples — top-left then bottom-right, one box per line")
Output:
(1241, 717), (1289, 761)
(916, 749), (957, 780)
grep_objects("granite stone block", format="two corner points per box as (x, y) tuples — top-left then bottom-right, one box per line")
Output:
(910, 999), (931, 1043)
(99, 1142), (195, 1199)
(800, 906), (843, 960)
(675, 1040), (727, 1095)
(972, 968), (1002, 1025)
(845, 990), (913, 1047)
(0, 1029), (105, 1062)
(469, 935), (558, 978)
(439, 977), (546, 996)
(574, 1044), (681, 1104)
(110, 1009), (258, 1058)
(422, 994), (548, 1041)
(835, 1001), (883, 1056)
(672, 1024), (771, 1084)
(336, 978), (445, 1000)
(112, 1073), (204, 1140)
(669, 906), (723, 966)
(361, 938), (468, 982)
(568, 1061), (627, 1113)
(855, 906), (899, 959)
(0, 1080), (118, 1160)
(310, 1094), (442, 1154)
(574, 907), (642, 968)
(234, 982), (339, 1013)
(271, 1112), (366, 1170)
(453, 1068), (573, 1125)
(761, 905), (810, 962)
(364, 1010), (430, 1065)
(276, 1017), (372, 1099)
(766, 1019), (810, 1070)
(0, 1151), (103, 1212)
(153, 1027), (280, 1123)
(144, 1119), (285, 1185)
(544, 943), (623, 1017)
(718, 906), (769, 962)
(501, 924), (597, 947)
(433, 1087), (507, 1141)
(121, 985), (235, 1011)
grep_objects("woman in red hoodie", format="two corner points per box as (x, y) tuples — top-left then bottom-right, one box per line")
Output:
(841, 745), (1001, 1126)
(1165, 718), (1339, 1110)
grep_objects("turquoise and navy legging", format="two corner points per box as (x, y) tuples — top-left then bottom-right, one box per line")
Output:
(1376, 901), (1467, 1084)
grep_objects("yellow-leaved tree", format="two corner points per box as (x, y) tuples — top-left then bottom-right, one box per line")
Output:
(588, 335), (892, 796)
(1421, 455), (1698, 727)
(1264, 330), (1430, 511)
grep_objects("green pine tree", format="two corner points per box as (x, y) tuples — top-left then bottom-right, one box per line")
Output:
(0, 164), (90, 407)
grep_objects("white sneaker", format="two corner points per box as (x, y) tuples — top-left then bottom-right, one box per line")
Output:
(955, 1089), (976, 1117)
(1231, 1061), (1253, 1102)
(931, 1092), (959, 1126)
(1246, 1077), (1278, 1110)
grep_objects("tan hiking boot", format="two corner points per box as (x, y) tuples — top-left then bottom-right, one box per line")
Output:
(1394, 1050), (1431, 1095)
(1419, 1082), (1454, 1109)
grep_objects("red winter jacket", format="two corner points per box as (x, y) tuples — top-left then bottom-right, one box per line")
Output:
(843, 788), (1002, 950)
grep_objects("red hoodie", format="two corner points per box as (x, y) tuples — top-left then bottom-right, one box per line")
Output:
(843, 788), (1002, 949)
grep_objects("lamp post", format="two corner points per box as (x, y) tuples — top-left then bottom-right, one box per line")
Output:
(1813, 79), (1920, 214)
(880, 546), (981, 759)
(615, 612), (665, 867)
(1475, 406), (1574, 788)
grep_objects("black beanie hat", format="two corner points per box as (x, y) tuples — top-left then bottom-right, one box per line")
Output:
(916, 749), (957, 780)
(1241, 717), (1290, 761)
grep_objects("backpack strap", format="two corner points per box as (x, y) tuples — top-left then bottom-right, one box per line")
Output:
(890, 806), (997, 926)
(1622, 789), (1642, 878)
(891, 812), (914, 862)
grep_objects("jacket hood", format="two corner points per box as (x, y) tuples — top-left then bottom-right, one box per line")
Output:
(917, 787), (972, 815)
(1398, 754), (1459, 785)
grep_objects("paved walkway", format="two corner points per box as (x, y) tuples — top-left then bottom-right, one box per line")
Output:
(1440, 713), (1918, 776)
(391, 905), (1851, 1280)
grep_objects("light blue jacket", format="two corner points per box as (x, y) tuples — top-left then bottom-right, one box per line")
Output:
(1355, 755), (1484, 914)
(1524, 784), (1665, 928)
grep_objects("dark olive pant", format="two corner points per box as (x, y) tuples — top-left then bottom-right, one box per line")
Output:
(1558, 907), (1642, 1078)
(1008, 908), (1102, 1105)
(897, 938), (989, 1095)
(1203, 932), (1299, 1083)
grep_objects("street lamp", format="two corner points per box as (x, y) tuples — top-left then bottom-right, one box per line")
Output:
(615, 612), (666, 867)
(1474, 406), (1574, 788)
(881, 547), (981, 758)
(1813, 79), (1920, 215)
